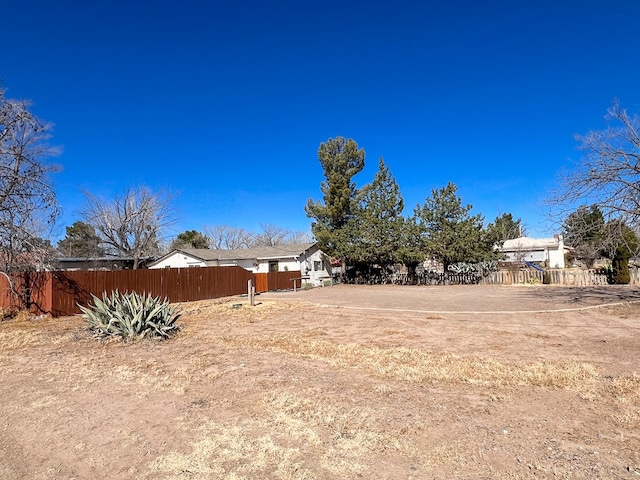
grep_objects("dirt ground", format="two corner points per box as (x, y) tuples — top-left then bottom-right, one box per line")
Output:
(1, 284), (639, 479)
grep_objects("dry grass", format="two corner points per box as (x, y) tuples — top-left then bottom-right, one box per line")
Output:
(1, 291), (639, 479)
(230, 332), (600, 390)
(179, 299), (303, 325)
(604, 372), (640, 427)
(146, 389), (413, 480)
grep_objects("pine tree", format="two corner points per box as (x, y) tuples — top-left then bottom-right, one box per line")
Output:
(486, 213), (523, 246)
(171, 230), (210, 250)
(57, 221), (105, 258)
(416, 182), (492, 270)
(352, 157), (405, 267)
(305, 137), (365, 263)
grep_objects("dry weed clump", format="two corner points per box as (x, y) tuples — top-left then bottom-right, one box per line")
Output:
(0, 312), (53, 353)
(232, 333), (600, 390)
(604, 372), (640, 426)
(146, 389), (413, 479)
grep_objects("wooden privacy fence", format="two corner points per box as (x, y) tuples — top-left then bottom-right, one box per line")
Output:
(254, 271), (302, 292)
(3, 266), (639, 317)
(0, 267), (303, 317)
(482, 268), (640, 286)
(0, 271), (53, 314)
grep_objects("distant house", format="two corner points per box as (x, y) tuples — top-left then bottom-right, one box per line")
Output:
(498, 235), (570, 269)
(148, 243), (331, 285)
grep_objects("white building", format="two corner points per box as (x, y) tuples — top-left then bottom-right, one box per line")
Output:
(148, 243), (331, 285)
(499, 235), (569, 269)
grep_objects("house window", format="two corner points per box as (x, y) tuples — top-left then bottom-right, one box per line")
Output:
(314, 261), (321, 271)
(269, 261), (278, 272)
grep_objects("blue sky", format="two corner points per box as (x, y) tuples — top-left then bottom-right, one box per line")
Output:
(3, 0), (639, 241)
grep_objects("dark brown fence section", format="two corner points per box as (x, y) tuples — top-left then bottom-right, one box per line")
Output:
(0, 272), (53, 314)
(49, 266), (255, 316)
(1, 267), (307, 317)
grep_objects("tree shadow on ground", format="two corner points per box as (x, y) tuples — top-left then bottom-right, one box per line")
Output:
(519, 285), (640, 306)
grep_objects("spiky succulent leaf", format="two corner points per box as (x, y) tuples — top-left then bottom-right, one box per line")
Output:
(80, 291), (181, 340)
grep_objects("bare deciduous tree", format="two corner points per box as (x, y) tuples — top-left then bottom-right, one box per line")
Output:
(81, 187), (176, 268)
(0, 88), (60, 277)
(252, 223), (313, 247)
(203, 223), (313, 249)
(284, 229), (314, 245)
(203, 224), (254, 249)
(252, 223), (290, 247)
(555, 100), (640, 226)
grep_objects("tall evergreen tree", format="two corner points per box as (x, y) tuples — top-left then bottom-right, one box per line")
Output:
(416, 182), (492, 270)
(486, 213), (523, 246)
(397, 214), (427, 277)
(170, 230), (210, 250)
(352, 157), (405, 266)
(305, 137), (365, 263)
(57, 221), (105, 258)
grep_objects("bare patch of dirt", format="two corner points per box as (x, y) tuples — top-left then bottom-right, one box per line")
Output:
(1, 285), (639, 479)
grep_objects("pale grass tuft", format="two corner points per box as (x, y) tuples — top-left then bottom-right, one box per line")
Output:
(421, 440), (470, 468)
(605, 373), (640, 426)
(608, 372), (640, 402)
(147, 389), (413, 479)
(232, 333), (599, 390)
(110, 363), (187, 395)
(146, 421), (311, 480)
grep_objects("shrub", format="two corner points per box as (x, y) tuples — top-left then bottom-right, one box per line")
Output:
(596, 262), (631, 285)
(80, 291), (181, 340)
(613, 257), (631, 284)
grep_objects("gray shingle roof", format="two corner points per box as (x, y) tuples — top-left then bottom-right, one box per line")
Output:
(177, 243), (316, 262)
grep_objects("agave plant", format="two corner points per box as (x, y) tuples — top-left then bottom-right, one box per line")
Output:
(79, 290), (181, 340)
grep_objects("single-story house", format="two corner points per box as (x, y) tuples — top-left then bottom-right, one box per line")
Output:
(498, 235), (570, 269)
(148, 243), (331, 285)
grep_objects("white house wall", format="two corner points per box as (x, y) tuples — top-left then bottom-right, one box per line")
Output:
(299, 248), (330, 285)
(505, 251), (546, 263)
(504, 248), (565, 268)
(213, 258), (256, 271)
(548, 249), (565, 269)
(149, 245), (332, 283)
(149, 252), (206, 269)
(252, 258), (300, 273)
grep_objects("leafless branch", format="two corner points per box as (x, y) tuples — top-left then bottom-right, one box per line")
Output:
(81, 186), (177, 268)
(553, 99), (640, 227)
(0, 88), (60, 275)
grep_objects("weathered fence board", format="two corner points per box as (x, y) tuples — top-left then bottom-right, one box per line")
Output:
(481, 268), (634, 286)
(1, 267), (313, 317)
(49, 266), (255, 316)
(0, 272), (53, 314)
(2, 265), (638, 317)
